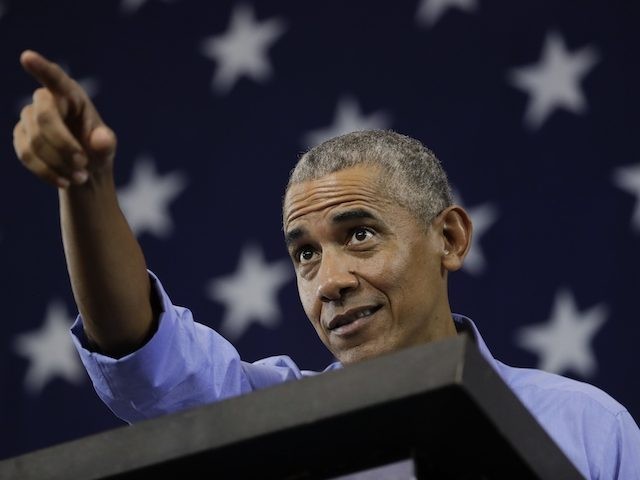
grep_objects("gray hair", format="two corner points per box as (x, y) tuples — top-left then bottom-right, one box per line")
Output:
(285, 129), (453, 227)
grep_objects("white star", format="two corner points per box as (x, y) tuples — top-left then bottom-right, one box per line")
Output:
(120, 0), (175, 15)
(77, 76), (100, 99)
(117, 155), (187, 238)
(201, 4), (286, 94)
(13, 300), (85, 395)
(515, 289), (608, 378)
(415, 0), (478, 27)
(508, 31), (599, 130)
(453, 190), (498, 276)
(302, 96), (391, 148)
(612, 163), (640, 233)
(465, 203), (498, 275)
(206, 244), (293, 340)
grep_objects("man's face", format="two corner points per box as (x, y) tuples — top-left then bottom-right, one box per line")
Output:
(283, 165), (456, 365)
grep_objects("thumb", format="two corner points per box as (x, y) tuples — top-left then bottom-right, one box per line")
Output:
(87, 125), (117, 162)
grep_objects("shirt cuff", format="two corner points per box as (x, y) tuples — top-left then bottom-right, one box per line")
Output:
(69, 270), (183, 406)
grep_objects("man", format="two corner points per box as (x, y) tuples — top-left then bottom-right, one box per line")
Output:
(13, 50), (640, 479)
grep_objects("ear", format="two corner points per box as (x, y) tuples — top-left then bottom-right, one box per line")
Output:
(437, 205), (473, 272)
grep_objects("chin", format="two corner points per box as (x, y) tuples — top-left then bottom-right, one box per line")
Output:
(336, 342), (392, 365)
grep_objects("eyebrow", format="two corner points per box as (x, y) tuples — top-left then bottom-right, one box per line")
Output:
(285, 209), (379, 246)
(331, 209), (378, 224)
(285, 227), (305, 247)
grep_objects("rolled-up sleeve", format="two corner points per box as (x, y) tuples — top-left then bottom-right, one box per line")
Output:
(70, 271), (255, 423)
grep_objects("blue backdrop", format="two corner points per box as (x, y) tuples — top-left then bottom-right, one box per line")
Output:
(1, 0), (639, 460)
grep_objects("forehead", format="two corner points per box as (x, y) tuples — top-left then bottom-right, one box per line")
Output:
(283, 165), (390, 227)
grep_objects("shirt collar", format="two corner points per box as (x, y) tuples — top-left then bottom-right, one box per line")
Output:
(452, 313), (500, 372)
(323, 313), (498, 373)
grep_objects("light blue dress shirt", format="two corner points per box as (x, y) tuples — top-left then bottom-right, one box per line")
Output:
(71, 272), (640, 479)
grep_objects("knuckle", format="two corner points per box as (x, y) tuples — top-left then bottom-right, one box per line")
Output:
(35, 109), (53, 126)
(31, 162), (48, 178)
(12, 122), (22, 140)
(32, 87), (48, 102)
(20, 104), (33, 121)
(13, 130), (26, 156)
(29, 134), (45, 152)
(17, 149), (34, 167)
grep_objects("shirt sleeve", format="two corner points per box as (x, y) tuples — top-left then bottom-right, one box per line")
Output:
(70, 270), (313, 424)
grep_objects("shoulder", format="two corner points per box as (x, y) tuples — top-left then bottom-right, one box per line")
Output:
(495, 360), (627, 418)
(495, 361), (640, 479)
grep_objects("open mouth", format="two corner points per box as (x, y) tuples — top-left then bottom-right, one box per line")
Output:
(328, 305), (382, 334)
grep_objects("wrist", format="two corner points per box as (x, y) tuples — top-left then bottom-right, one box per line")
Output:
(58, 165), (118, 211)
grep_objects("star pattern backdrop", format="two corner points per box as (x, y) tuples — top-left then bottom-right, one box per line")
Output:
(0, 0), (639, 461)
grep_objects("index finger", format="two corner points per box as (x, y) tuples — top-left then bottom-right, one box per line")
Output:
(20, 50), (79, 98)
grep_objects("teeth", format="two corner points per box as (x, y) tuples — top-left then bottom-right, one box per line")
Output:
(330, 307), (378, 330)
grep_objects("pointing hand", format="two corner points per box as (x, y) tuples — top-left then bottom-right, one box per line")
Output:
(13, 50), (117, 189)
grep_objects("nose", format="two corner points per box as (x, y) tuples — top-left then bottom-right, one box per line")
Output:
(317, 251), (358, 302)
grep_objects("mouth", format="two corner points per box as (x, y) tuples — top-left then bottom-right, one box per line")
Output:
(327, 305), (382, 336)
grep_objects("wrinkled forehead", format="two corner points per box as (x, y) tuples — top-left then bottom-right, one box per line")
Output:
(283, 165), (388, 228)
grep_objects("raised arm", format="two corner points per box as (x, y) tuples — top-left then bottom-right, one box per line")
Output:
(13, 50), (156, 358)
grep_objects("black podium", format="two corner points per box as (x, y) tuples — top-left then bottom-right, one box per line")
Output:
(0, 334), (585, 479)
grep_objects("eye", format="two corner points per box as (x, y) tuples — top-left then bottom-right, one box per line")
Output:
(349, 227), (374, 244)
(297, 246), (317, 264)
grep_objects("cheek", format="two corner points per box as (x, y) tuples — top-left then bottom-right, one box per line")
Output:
(364, 247), (414, 292)
(296, 276), (319, 323)
(365, 243), (437, 311)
